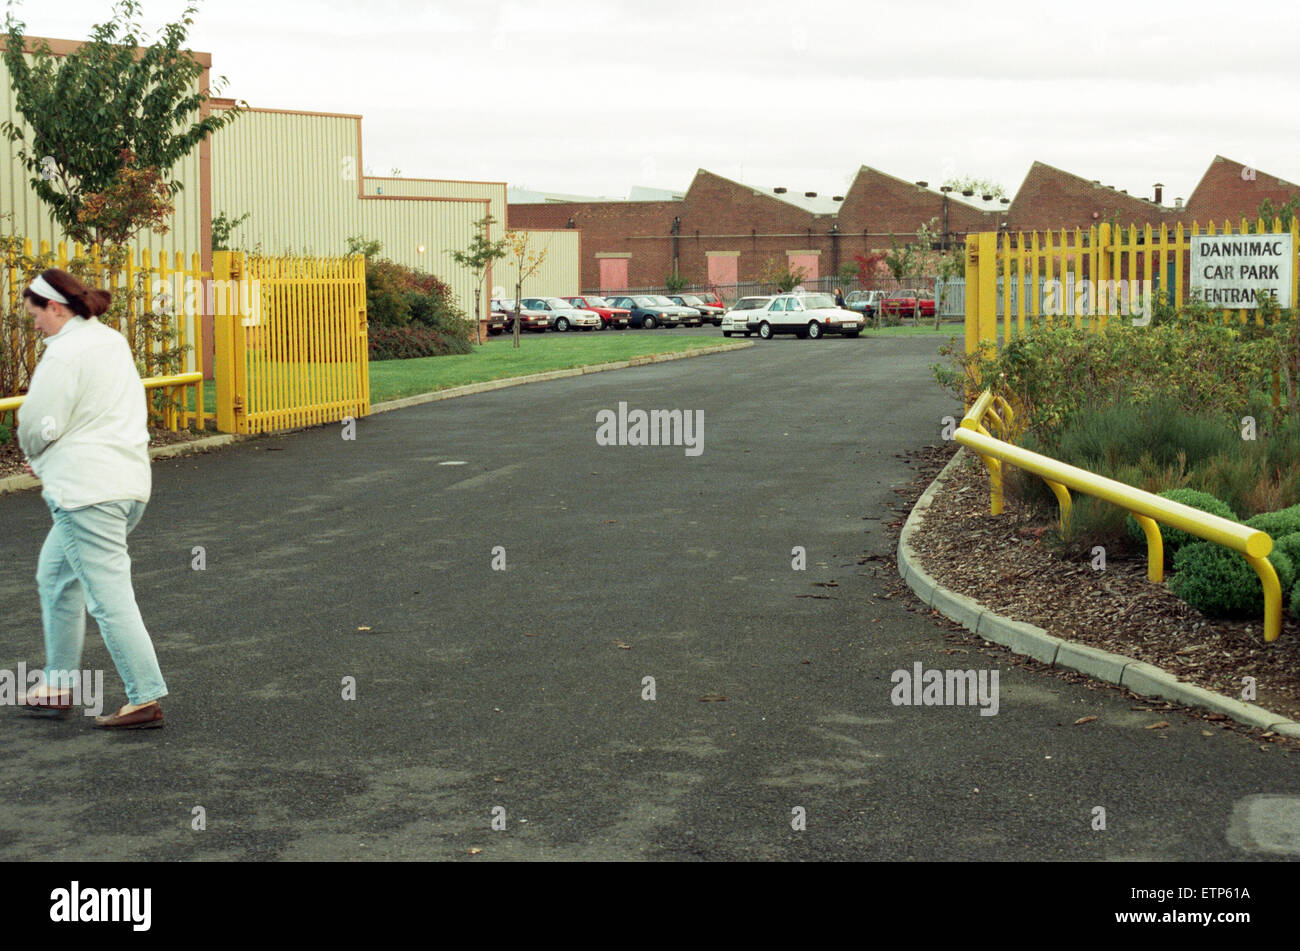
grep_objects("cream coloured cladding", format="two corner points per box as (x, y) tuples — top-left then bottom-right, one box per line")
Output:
(360, 195), (491, 323)
(0, 43), (205, 261)
(209, 106), (579, 320)
(492, 229), (581, 300)
(209, 108), (361, 257)
(362, 178), (507, 230)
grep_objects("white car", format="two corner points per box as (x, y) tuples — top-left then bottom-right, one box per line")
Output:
(721, 296), (771, 337)
(522, 297), (602, 332)
(747, 292), (863, 339)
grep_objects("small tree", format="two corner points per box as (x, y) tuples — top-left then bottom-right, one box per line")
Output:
(450, 214), (508, 344)
(505, 230), (547, 349)
(758, 257), (808, 294)
(2, 0), (244, 247)
(665, 273), (691, 293)
(212, 210), (252, 251)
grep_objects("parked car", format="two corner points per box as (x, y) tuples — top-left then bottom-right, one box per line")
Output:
(483, 309), (508, 335)
(493, 298), (551, 333)
(650, 295), (702, 326)
(844, 289), (885, 318)
(604, 295), (679, 329)
(880, 288), (936, 319)
(746, 292), (864, 339)
(694, 291), (725, 311)
(521, 297), (601, 332)
(562, 295), (630, 330)
(720, 296), (771, 337)
(667, 294), (724, 325)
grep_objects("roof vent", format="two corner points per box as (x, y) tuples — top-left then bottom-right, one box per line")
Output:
(804, 191), (817, 198)
(832, 195), (844, 202)
(774, 187), (787, 194)
(915, 180), (928, 188)
(1174, 197), (1184, 209)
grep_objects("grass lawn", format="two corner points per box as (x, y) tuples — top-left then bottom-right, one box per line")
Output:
(367, 332), (738, 403)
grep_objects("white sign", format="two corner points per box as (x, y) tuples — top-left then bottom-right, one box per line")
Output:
(1190, 234), (1293, 309)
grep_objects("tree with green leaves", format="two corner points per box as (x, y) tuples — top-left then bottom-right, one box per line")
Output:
(450, 214), (508, 344)
(505, 230), (547, 349)
(2, 0), (244, 247)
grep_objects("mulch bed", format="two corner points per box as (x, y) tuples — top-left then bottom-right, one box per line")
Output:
(880, 443), (1300, 749)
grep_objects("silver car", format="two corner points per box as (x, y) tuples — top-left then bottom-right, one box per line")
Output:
(522, 297), (602, 332)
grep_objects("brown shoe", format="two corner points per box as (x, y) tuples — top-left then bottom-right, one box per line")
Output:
(94, 702), (164, 729)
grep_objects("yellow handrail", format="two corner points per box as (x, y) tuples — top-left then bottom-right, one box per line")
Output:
(957, 389), (1283, 643)
(0, 372), (204, 432)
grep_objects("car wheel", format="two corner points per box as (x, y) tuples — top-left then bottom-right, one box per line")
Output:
(722, 331), (732, 337)
(807, 321), (822, 339)
(758, 321), (772, 339)
(643, 316), (657, 330)
(556, 317), (569, 332)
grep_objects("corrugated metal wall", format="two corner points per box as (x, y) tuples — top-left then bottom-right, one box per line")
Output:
(491, 230), (582, 300)
(360, 195), (491, 322)
(210, 110), (360, 257)
(362, 178), (507, 228)
(0, 49), (203, 260)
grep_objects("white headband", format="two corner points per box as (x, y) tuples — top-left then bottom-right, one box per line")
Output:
(29, 274), (70, 305)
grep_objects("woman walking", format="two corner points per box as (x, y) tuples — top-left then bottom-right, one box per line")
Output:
(17, 268), (167, 729)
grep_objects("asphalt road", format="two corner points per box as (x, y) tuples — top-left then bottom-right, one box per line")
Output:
(0, 331), (1296, 861)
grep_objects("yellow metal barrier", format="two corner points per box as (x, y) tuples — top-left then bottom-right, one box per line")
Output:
(0, 372), (205, 435)
(213, 251), (369, 435)
(957, 389), (1283, 643)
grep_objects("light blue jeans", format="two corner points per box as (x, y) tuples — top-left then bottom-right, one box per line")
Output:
(37, 493), (168, 706)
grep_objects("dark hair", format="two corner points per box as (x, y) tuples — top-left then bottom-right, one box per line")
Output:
(22, 268), (112, 318)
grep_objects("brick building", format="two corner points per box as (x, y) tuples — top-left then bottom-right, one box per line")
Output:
(508, 156), (1300, 294)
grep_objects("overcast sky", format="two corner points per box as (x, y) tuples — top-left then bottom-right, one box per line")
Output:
(16, 0), (1300, 205)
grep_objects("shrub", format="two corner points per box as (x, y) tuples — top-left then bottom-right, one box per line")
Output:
(367, 324), (472, 361)
(1124, 488), (1238, 559)
(1244, 504), (1300, 541)
(1292, 578), (1300, 619)
(1053, 395), (1238, 472)
(934, 321), (1277, 443)
(1171, 542), (1294, 618)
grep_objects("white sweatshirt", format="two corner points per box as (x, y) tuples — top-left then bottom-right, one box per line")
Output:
(17, 317), (151, 509)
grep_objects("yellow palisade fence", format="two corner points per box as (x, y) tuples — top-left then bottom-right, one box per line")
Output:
(957, 389), (1284, 643)
(965, 217), (1300, 362)
(212, 251), (369, 435)
(2, 238), (211, 432)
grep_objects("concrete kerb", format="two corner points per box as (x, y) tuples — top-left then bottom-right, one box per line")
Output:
(0, 342), (751, 498)
(897, 445), (1300, 736)
(370, 341), (754, 415)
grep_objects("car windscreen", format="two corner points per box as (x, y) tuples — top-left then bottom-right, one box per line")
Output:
(680, 295), (705, 305)
(735, 298), (768, 310)
(634, 297), (658, 306)
(799, 294), (836, 309)
(584, 297), (610, 307)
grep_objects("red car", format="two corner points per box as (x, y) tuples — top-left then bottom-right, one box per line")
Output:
(563, 295), (630, 330)
(695, 292), (725, 310)
(880, 289), (936, 319)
